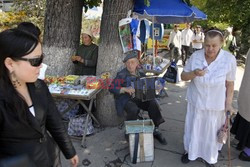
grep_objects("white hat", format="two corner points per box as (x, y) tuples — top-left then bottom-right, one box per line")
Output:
(82, 29), (93, 38)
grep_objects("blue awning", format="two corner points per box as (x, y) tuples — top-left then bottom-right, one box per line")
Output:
(133, 0), (207, 24)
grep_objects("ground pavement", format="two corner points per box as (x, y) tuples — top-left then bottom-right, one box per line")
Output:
(61, 64), (248, 167)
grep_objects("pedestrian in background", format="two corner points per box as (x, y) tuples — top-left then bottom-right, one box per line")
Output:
(223, 27), (237, 55)
(181, 23), (193, 66)
(192, 25), (204, 52)
(231, 48), (250, 161)
(181, 29), (236, 166)
(167, 24), (182, 64)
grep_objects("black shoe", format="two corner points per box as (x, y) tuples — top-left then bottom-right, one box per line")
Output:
(202, 159), (216, 167)
(239, 151), (250, 161)
(181, 153), (190, 164)
(205, 163), (215, 167)
(153, 131), (167, 145)
(236, 143), (244, 151)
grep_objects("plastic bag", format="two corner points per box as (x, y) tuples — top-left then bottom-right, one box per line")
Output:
(68, 114), (94, 136)
(217, 125), (228, 144)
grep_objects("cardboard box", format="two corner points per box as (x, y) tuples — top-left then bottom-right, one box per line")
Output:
(125, 119), (155, 163)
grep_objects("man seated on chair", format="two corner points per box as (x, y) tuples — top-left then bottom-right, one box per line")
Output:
(109, 50), (167, 145)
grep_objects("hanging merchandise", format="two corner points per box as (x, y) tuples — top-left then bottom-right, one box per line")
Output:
(163, 62), (179, 83)
(119, 15), (142, 53)
(130, 18), (141, 51)
(150, 23), (164, 41)
(139, 19), (150, 44)
(119, 18), (133, 53)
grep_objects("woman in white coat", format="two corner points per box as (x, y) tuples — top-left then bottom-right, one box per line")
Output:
(181, 29), (236, 166)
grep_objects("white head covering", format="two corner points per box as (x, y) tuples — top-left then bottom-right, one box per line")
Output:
(82, 29), (93, 38)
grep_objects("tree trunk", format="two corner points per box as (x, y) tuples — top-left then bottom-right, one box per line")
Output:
(43, 0), (83, 75)
(96, 0), (133, 126)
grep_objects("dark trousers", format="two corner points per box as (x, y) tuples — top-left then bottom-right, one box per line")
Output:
(124, 99), (165, 127)
(181, 45), (191, 65)
(170, 47), (181, 64)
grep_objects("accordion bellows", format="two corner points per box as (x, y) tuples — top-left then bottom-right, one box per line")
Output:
(133, 76), (156, 102)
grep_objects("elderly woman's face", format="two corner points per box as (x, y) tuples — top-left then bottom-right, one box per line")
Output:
(82, 34), (92, 45)
(204, 36), (223, 58)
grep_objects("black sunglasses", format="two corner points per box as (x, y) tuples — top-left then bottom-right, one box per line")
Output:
(15, 54), (44, 67)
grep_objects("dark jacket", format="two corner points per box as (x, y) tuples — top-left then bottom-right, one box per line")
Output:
(74, 43), (98, 75)
(109, 68), (146, 116)
(0, 80), (76, 167)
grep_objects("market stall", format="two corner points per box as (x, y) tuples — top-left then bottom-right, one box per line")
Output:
(45, 74), (108, 147)
(123, 0), (207, 76)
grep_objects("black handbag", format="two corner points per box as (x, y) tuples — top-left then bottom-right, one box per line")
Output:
(229, 37), (237, 52)
(229, 42), (236, 52)
(169, 43), (175, 50)
(163, 62), (178, 83)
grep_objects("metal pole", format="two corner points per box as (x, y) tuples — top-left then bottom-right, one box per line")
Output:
(227, 111), (231, 167)
(152, 16), (155, 68)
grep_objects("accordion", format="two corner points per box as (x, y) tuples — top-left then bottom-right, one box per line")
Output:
(132, 76), (156, 102)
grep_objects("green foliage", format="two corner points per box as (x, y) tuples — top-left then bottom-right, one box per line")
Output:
(0, 0), (46, 35)
(81, 16), (101, 43)
(182, 0), (192, 7)
(0, 11), (27, 31)
(83, 0), (102, 12)
(1, 0), (102, 36)
(203, 0), (250, 52)
(190, 0), (207, 8)
(202, 0), (250, 29)
(144, 0), (150, 6)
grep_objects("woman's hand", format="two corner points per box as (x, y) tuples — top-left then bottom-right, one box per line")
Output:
(193, 69), (206, 77)
(71, 55), (77, 61)
(70, 155), (79, 167)
(225, 104), (236, 116)
(74, 56), (83, 63)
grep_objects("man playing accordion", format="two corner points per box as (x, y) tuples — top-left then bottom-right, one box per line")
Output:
(109, 50), (167, 145)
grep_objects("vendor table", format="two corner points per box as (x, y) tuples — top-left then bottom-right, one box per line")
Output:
(143, 58), (171, 97)
(50, 87), (102, 147)
(143, 58), (170, 75)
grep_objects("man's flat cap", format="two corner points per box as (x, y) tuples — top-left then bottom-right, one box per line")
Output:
(123, 50), (138, 63)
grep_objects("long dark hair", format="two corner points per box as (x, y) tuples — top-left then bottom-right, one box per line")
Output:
(0, 28), (39, 122)
(17, 22), (41, 38)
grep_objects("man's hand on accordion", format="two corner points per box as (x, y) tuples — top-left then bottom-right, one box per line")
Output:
(121, 87), (135, 96)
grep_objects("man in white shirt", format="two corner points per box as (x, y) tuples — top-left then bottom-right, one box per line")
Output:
(192, 25), (204, 52)
(167, 24), (182, 63)
(181, 23), (193, 66)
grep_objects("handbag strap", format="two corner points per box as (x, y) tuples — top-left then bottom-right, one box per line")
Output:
(132, 133), (139, 164)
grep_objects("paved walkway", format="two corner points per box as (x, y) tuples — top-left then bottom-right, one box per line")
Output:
(61, 64), (248, 167)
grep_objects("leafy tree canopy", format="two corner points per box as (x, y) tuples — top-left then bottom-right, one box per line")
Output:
(0, 0), (102, 34)
(191, 0), (250, 29)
